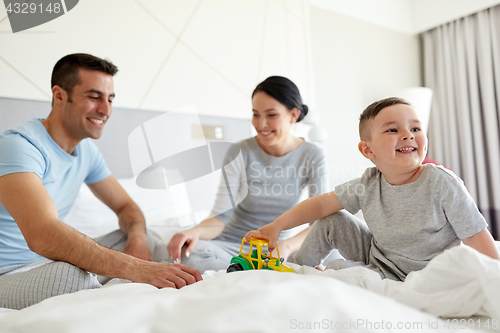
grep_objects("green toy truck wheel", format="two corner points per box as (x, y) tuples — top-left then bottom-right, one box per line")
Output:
(226, 263), (243, 273)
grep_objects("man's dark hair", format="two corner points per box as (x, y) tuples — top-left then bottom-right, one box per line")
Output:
(359, 97), (412, 140)
(51, 53), (118, 101)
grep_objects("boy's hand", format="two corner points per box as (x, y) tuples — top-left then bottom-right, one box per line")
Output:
(244, 223), (281, 252)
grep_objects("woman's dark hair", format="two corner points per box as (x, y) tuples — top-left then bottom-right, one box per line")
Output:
(252, 76), (308, 122)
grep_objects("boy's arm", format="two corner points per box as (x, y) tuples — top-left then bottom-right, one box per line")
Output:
(244, 191), (343, 252)
(462, 229), (500, 260)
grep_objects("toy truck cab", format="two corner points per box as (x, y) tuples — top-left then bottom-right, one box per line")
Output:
(226, 237), (294, 273)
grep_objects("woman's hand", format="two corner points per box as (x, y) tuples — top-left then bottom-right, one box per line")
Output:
(167, 217), (225, 264)
(244, 222), (282, 253)
(167, 228), (202, 264)
(315, 264), (326, 271)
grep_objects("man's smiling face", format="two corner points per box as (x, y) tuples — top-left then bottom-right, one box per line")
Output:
(62, 68), (115, 141)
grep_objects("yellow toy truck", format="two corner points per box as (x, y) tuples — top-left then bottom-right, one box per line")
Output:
(226, 237), (294, 273)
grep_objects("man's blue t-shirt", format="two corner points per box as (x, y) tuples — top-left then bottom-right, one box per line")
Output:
(0, 119), (111, 267)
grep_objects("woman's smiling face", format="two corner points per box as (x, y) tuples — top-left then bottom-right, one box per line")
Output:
(251, 91), (298, 150)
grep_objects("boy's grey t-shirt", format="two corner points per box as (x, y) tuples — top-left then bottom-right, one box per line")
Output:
(211, 137), (329, 243)
(335, 164), (487, 277)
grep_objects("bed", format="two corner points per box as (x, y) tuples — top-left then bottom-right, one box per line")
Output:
(1, 97), (499, 332)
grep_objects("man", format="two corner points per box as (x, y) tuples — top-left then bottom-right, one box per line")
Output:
(0, 54), (202, 310)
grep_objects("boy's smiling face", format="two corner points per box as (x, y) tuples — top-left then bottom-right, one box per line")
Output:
(358, 103), (428, 177)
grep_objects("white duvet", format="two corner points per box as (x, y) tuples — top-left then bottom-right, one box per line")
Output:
(0, 244), (498, 332)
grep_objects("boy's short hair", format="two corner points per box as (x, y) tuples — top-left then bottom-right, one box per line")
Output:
(51, 53), (118, 101)
(359, 97), (412, 140)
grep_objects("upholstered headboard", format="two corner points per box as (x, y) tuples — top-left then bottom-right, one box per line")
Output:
(0, 97), (252, 179)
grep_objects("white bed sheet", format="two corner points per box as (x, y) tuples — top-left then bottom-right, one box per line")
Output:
(0, 240), (498, 333)
(0, 269), (471, 333)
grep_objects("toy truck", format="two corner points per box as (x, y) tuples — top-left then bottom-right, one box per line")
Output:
(226, 237), (294, 273)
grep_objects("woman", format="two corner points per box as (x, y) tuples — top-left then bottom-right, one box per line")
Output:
(167, 76), (329, 273)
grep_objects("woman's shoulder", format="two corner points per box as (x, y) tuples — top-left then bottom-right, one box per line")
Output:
(221, 138), (255, 164)
(300, 140), (323, 151)
(234, 137), (257, 150)
(297, 140), (326, 161)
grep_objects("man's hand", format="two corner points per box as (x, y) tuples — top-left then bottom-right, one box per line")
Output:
(135, 261), (203, 289)
(123, 232), (152, 261)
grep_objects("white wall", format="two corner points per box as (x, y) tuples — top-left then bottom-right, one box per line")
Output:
(0, 0), (313, 119)
(311, 0), (500, 34)
(309, 6), (421, 186)
(409, 0), (500, 33)
(0, 0), (423, 188)
(310, 0), (413, 34)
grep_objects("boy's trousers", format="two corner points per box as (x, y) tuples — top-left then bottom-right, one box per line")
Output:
(293, 211), (405, 281)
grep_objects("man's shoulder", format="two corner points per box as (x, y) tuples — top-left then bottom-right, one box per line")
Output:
(1, 119), (45, 150)
(2, 118), (41, 134)
(0, 121), (48, 178)
(0, 120), (43, 151)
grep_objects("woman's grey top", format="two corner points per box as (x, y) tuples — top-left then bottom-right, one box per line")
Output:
(211, 137), (329, 243)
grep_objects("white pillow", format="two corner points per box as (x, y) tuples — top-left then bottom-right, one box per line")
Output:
(63, 178), (207, 238)
(63, 184), (117, 238)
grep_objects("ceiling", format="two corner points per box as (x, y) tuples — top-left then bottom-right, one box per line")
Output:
(310, 0), (500, 34)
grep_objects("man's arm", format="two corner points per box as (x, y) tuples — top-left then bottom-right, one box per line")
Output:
(0, 172), (201, 287)
(462, 229), (500, 260)
(88, 176), (151, 261)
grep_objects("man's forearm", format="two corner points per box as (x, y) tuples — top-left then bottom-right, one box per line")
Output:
(31, 219), (144, 281)
(115, 200), (152, 261)
(117, 200), (147, 236)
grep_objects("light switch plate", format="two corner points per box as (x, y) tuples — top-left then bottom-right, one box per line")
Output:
(192, 124), (225, 141)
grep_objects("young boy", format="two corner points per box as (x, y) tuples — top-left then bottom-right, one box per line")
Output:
(244, 97), (499, 281)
